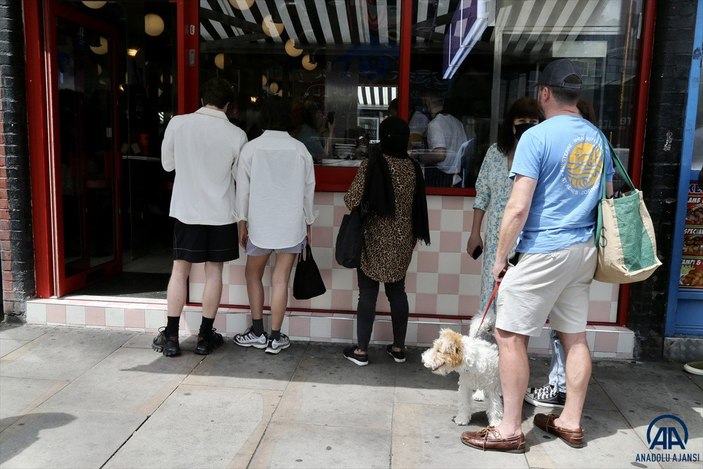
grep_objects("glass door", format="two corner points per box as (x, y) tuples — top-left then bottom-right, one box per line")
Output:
(49, 2), (121, 294)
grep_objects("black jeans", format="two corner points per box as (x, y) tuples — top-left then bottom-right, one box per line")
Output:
(356, 269), (409, 351)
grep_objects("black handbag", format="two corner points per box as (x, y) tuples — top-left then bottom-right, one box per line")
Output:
(293, 244), (327, 300)
(335, 207), (364, 268)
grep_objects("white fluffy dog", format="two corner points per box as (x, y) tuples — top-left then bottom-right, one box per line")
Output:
(421, 325), (502, 426)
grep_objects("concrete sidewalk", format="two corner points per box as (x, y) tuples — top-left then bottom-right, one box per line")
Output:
(0, 324), (701, 469)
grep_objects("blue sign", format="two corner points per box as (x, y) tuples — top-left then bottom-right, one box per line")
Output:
(647, 414), (688, 450)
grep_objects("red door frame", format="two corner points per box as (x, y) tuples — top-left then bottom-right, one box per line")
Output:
(26, 0), (122, 296)
(24, 0), (53, 297)
(176, 0), (199, 114)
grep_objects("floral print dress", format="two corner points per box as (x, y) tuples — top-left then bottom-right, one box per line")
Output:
(473, 143), (514, 313)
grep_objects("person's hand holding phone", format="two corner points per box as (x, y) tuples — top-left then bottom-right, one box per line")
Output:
(466, 234), (483, 260)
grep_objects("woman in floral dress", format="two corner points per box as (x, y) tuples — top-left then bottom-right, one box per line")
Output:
(466, 97), (541, 315)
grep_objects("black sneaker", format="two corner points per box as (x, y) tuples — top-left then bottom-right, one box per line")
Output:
(152, 327), (181, 357)
(195, 329), (224, 355)
(386, 344), (406, 363)
(343, 346), (368, 366)
(524, 383), (566, 408)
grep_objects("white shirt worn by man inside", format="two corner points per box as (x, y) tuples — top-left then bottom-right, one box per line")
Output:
(161, 106), (248, 225)
(235, 130), (317, 249)
(427, 113), (468, 183)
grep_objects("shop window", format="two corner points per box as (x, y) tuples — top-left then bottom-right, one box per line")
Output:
(196, 0), (643, 194)
(198, 0), (401, 182)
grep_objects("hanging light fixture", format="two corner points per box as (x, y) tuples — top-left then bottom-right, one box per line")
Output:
(82, 1), (107, 9)
(229, 0), (254, 10)
(284, 39), (303, 58)
(262, 15), (284, 37)
(214, 53), (226, 70)
(89, 36), (109, 55)
(144, 13), (165, 37)
(301, 54), (317, 71)
(269, 82), (279, 94)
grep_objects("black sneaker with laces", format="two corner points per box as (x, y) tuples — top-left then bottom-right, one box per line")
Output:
(386, 344), (406, 363)
(524, 383), (566, 408)
(152, 327), (181, 357)
(343, 346), (369, 366)
(195, 329), (224, 355)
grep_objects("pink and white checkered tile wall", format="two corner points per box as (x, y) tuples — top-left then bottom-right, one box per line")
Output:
(26, 194), (631, 357)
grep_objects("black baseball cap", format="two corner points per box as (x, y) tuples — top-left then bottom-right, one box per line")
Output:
(537, 59), (582, 90)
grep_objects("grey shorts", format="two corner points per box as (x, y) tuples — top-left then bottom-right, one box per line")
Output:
(495, 241), (597, 337)
(245, 238), (306, 257)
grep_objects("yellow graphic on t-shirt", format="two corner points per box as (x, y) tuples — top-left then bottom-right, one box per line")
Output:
(566, 141), (601, 191)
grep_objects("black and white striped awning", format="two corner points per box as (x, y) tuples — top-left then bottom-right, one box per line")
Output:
(199, 0), (461, 52)
(357, 85), (397, 108)
(199, 0), (627, 57)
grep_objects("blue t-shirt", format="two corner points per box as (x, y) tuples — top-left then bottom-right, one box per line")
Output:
(511, 114), (615, 253)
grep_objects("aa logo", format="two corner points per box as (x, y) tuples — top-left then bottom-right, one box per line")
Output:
(565, 141), (601, 192)
(647, 414), (688, 450)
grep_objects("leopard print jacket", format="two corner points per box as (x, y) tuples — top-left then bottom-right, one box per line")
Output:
(344, 155), (418, 283)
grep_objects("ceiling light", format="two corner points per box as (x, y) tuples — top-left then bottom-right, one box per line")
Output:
(229, 0), (254, 10)
(127, 48), (139, 57)
(261, 74), (268, 87)
(214, 53), (226, 70)
(82, 1), (106, 9)
(90, 36), (109, 55)
(285, 39), (303, 57)
(302, 54), (317, 71)
(269, 82), (279, 94)
(262, 15), (284, 37)
(145, 13), (164, 37)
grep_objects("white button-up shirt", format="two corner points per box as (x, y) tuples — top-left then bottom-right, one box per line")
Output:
(235, 130), (316, 249)
(161, 107), (248, 225)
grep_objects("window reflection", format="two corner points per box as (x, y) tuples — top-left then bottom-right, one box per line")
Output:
(199, 0), (401, 168)
(198, 0), (644, 191)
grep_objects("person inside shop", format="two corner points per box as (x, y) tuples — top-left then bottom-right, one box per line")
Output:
(153, 77), (248, 357)
(232, 96), (317, 355)
(342, 116), (430, 366)
(416, 90), (467, 187)
(292, 99), (335, 163)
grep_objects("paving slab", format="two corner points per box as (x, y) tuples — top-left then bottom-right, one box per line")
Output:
(184, 341), (307, 390)
(0, 328), (135, 381)
(0, 377), (68, 432)
(0, 409), (144, 469)
(39, 347), (203, 415)
(0, 339), (27, 359)
(0, 325), (51, 341)
(392, 401), (528, 469)
(104, 384), (281, 469)
(249, 422), (392, 469)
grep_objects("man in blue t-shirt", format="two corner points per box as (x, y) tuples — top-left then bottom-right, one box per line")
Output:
(461, 59), (614, 453)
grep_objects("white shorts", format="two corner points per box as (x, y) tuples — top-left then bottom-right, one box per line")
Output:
(495, 241), (597, 337)
(245, 239), (305, 257)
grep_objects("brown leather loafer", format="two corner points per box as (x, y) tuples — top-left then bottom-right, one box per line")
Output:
(461, 426), (526, 453)
(533, 413), (584, 448)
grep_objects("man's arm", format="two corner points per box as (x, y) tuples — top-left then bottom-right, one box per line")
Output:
(492, 174), (537, 281)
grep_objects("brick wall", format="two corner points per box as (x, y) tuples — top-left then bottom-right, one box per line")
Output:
(0, 0), (35, 320)
(629, 0), (698, 358)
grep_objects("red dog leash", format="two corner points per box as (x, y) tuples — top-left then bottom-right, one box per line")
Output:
(474, 280), (501, 338)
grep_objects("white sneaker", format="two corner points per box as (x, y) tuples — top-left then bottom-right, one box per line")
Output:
(265, 333), (290, 354)
(233, 326), (268, 349)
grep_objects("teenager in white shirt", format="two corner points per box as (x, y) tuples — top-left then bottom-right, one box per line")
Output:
(233, 97), (316, 354)
(153, 78), (248, 357)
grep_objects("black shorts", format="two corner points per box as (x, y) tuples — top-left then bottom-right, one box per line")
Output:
(172, 220), (239, 263)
